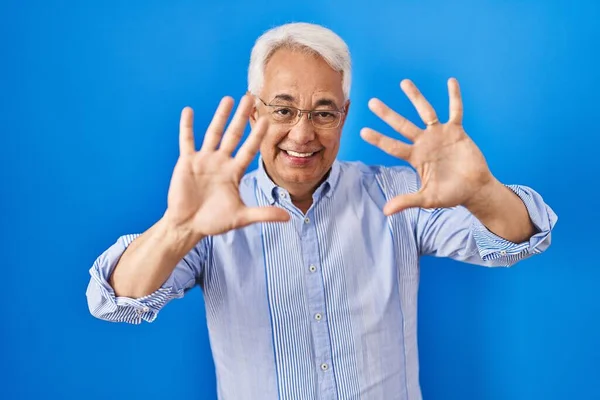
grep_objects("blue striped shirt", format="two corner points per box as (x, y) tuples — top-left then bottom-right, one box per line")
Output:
(86, 160), (557, 400)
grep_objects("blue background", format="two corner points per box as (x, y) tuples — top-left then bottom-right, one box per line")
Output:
(1, 0), (598, 399)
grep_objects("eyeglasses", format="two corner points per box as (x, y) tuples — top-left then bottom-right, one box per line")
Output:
(255, 96), (345, 129)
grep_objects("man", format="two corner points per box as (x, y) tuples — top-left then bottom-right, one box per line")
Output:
(86, 22), (557, 400)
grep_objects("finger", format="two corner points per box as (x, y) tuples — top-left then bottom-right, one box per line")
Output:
(219, 95), (253, 155)
(400, 79), (439, 127)
(367, 98), (421, 141)
(235, 117), (269, 169)
(360, 128), (411, 160)
(200, 97), (235, 152)
(383, 192), (425, 215)
(448, 77), (463, 125)
(179, 107), (196, 155)
(237, 206), (290, 227)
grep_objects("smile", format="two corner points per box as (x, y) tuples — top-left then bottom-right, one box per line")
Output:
(284, 150), (316, 158)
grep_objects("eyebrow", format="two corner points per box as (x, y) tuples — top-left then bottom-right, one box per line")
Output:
(270, 93), (340, 109)
(314, 98), (338, 109)
(271, 94), (296, 103)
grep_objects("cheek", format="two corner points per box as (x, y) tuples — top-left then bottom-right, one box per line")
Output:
(260, 128), (285, 157)
(320, 131), (342, 152)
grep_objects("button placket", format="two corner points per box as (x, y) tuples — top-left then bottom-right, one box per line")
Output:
(301, 208), (336, 396)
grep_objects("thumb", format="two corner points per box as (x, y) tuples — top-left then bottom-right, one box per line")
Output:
(383, 192), (425, 216)
(237, 206), (291, 227)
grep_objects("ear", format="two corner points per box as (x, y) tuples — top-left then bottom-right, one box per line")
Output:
(247, 90), (258, 128)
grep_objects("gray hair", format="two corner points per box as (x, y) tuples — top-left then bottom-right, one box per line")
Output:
(247, 22), (352, 100)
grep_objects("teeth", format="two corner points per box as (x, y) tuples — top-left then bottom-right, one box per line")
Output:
(286, 150), (314, 158)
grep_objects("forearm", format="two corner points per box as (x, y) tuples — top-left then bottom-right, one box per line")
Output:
(109, 215), (204, 298)
(463, 177), (536, 243)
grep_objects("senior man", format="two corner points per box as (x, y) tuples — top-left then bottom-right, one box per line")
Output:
(86, 22), (557, 400)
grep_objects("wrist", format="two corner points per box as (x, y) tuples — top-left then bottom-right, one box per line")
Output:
(462, 176), (504, 216)
(159, 211), (205, 257)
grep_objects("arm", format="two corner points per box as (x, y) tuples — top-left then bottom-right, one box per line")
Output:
(416, 179), (557, 266)
(109, 216), (204, 299)
(86, 96), (288, 324)
(463, 177), (537, 244)
(86, 218), (208, 324)
(361, 77), (558, 266)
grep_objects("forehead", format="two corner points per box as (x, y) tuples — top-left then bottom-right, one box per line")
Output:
(261, 48), (345, 105)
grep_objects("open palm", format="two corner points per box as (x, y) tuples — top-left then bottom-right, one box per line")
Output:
(361, 78), (495, 216)
(165, 95), (289, 237)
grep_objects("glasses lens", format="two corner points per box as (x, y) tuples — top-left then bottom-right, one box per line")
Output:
(270, 106), (298, 124)
(312, 111), (341, 128)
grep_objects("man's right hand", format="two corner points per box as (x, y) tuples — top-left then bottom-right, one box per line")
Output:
(163, 95), (290, 239)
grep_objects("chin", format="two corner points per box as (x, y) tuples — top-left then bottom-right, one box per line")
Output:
(282, 168), (328, 186)
(281, 171), (318, 184)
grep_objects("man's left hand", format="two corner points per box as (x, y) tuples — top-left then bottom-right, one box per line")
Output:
(361, 78), (498, 216)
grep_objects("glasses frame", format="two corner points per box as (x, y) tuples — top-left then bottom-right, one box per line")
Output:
(255, 96), (346, 129)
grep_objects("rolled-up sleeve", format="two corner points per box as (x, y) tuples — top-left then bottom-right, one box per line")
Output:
(472, 185), (557, 264)
(417, 184), (558, 267)
(86, 233), (208, 324)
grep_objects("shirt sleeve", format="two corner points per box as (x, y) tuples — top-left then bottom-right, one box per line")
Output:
(86, 233), (209, 324)
(416, 183), (558, 267)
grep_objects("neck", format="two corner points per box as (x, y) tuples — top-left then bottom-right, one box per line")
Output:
(262, 163), (333, 214)
(287, 186), (316, 214)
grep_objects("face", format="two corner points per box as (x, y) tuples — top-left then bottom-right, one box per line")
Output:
(250, 48), (349, 196)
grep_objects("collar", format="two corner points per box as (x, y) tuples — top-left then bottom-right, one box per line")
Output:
(255, 156), (341, 205)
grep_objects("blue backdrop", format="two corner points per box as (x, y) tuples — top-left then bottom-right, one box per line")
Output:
(1, 0), (598, 399)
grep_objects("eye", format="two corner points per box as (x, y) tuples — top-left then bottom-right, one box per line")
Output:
(313, 111), (338, 123)
(273, 107), (293, 116)
(314, 111), (335, 119)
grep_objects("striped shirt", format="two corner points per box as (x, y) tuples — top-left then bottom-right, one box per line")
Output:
(86, 160), (557, 400)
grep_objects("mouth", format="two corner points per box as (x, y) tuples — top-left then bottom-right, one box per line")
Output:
(280, 148), (322, 165)
(283, 150), (318, 158)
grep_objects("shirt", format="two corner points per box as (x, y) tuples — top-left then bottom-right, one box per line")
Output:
(86, 160), (557, 400)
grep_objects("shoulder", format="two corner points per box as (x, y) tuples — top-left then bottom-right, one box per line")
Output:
(337, 160), (420, 196)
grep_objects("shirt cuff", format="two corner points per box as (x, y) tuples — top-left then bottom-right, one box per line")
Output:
(473, 184), (556, 263)
(86, 234), (186, 324)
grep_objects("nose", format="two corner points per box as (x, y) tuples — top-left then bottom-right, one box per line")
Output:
(287, 113), (315, 144)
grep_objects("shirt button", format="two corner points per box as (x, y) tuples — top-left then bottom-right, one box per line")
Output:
(500, 250), (507, 255)
(320, 363), (329, 371)
(279, 192), (286, 198)
(309, 265), (317, 272)
(304, 217), (310, 224)
(314, 313), (322, 321)
(142, 307), (149, 312)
